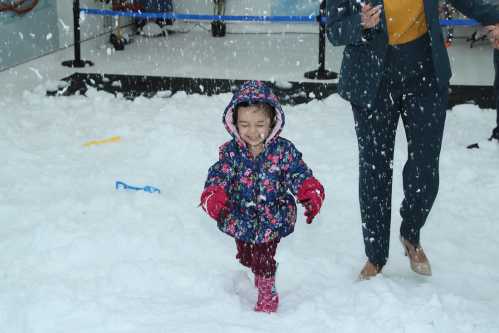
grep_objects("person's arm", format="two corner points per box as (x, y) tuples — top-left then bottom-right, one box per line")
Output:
(204, 142), (235, 190)
(284, 143), (325, 224)
(326, 0), (381, 46)
(200, 142), (235, 221)
(326, 0), (364, 46)
(283, 143), (313, 194)
(449, 0), (499, 26)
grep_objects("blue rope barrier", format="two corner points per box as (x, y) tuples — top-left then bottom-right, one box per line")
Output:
(81, 8), (479, 26)
(81, 8), (317, 23)
(439, 18), (479, 26)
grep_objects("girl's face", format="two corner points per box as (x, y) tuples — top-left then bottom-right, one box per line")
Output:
(236, 105), (272, 150)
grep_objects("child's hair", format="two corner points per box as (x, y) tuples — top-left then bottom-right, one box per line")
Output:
(232, 102), (277, 128)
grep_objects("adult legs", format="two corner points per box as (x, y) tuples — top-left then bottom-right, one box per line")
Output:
(352, 84), (400, 268)
(353, 32), (441, 271)
(399, 89), (447, 245)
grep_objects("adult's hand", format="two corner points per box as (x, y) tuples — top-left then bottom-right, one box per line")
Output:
(361, 3), (382, 30)
(484, 24), (499, 49)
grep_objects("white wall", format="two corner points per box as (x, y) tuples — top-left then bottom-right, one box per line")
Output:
(57, 0), (114, 49)
(0, 0), (59, 71)
(1, 0), (319, 70)
(56, 0), (318, 49)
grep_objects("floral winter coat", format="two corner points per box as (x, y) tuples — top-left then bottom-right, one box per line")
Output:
(204, 81), (313, 244)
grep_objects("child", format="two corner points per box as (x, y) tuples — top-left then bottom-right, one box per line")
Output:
(200, 80), (325, 313)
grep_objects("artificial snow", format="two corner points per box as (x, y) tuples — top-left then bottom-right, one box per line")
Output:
(0, 83), (498, 332)
(0, 26), (498, 332)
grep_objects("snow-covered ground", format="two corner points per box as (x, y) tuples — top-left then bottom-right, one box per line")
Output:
(1, 31), (498, 332)
(1, 84), (498, 332)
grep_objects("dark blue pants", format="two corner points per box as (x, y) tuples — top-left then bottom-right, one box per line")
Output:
(351, 34), (448, 267)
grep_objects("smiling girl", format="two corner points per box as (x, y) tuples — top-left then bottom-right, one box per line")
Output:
(200, 80), (325, 313)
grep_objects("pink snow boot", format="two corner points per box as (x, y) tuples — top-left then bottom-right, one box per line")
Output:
(254, 275), (279, 313)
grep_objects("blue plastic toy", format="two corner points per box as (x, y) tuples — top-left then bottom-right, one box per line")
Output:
(115, 181), (160, 194)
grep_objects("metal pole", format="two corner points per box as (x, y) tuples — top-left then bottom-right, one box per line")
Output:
(62, 0), (93, 67)
(304, 0), (337, 80)
(73, 0), (82, 63)
(317, 2), (326, 73)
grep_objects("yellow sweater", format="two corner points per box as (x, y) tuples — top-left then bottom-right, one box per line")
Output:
(384, 0), (428, 45)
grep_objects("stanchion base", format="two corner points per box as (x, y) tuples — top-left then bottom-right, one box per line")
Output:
(304, 69), (337, 80)
(62, 59), (94, 68)
(211, 21), (226, 37)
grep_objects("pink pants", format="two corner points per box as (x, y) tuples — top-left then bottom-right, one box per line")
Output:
(235, 238), (280, 277)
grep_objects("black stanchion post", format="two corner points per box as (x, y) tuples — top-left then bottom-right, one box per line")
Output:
(62, 0), (94, 67)
(304, 0), (337, 80)
(212, 0), (226, 37)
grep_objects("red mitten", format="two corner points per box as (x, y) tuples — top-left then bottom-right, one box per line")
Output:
(200, 185), (229, 221)
(297, 177), (325, 224)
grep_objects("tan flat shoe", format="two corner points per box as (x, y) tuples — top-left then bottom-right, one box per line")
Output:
(400, 236), (432, 276)
(358, 261), (382, 281)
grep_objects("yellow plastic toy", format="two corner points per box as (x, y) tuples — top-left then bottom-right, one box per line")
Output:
(83, 136), (122, 147)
